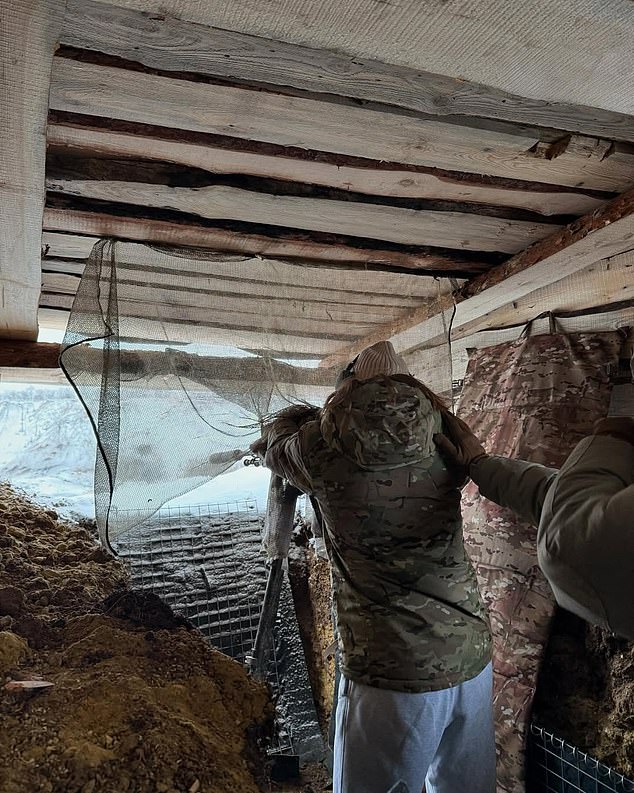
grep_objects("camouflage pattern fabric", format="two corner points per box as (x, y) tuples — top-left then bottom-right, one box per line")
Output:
(457, 331), (621, 793)
(264, 376), (492, 693)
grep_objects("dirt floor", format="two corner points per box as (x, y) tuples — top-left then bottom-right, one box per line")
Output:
(0, 482), (280, 793)
(533, 609), (634, 777)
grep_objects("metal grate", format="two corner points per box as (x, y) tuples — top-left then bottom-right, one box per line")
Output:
(528, 725), (634, 793)
(111, 499), (302, 756)
(113, 500), (265, 662)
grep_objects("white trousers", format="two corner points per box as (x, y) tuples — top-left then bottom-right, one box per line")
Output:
(333, 662), (495, 793)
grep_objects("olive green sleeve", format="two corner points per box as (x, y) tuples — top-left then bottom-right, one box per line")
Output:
(469, 455), (558, 526)
(263, 417), (317, 495)
(537, 435), (634, 638)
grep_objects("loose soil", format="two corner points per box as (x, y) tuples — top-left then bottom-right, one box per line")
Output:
(287, 535), (335, 736)
(0, 482), (276, 793)
(533, 609), (634, 777)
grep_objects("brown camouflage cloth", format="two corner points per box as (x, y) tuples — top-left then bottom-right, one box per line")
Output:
(263, 375), (492, 694)
(457, 331), (621, 793)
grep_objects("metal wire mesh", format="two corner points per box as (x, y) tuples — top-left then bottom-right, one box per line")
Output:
(113, 499), (265, 661)
(528, 725), (634, 793)
(111, 498), (299, 755)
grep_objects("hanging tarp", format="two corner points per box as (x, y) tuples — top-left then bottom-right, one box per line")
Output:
(457, 329), (622, 793)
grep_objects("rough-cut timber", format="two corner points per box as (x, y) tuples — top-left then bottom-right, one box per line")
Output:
(42, 208), (488, 274)
(0, 340), (61, 368)
(0, 343), (336, 385)
(48, 58), (634, 192)
(45, 178), (562, 254)
(47, 122), (610, 217)
(59, 0), (634, 143)
(463, 187), (634, 297)
(321, 187), (634, 366)
(0, 1), (65, 339)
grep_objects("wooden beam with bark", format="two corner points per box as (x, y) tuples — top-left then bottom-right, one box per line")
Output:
(42, 208), (489, 275)
(40, 271), (434, 317)
(0, 1), (64, 339)
(320, 187), (634, 367)
(46, 121), (610, 218)
(59, 0), (634, 143)
(0, 341), (335, 386)
(37, 307), (346, 356)
(49, 57), (634, 192)
(46, 178), (562, 254)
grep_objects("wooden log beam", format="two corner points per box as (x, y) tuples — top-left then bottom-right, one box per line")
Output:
(40, 257), (447, 308)
(42, 208), (488, 275)
(40, 272), (425, 323)
(0, 341), (336, 386)
(39, 292), (371, 340)
(46, 178), (561, 254)
(320, 187), (634, 367)
(47, 121), (609, 218)
(48, 57), (634, 192)
(37, 307), (345, 356)
(59, 0), (634, 144)
(0, 340), (61, 368)
(0, 1), (64, 339)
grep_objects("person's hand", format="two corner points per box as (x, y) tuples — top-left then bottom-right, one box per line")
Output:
(434, 412), (488, 470)
(593, 417), (634, 446)
(250, 435), (268, 458)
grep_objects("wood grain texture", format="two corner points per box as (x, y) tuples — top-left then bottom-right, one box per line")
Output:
(37, 307), (347, 356)
(39, 291), (377, 339)
(46, 178), (560, 254)
(0, 342), (337, 387)
(40, 271), (413, 325)
(0, 1), (65, 339)
(321, 187), (634, 365)
(60, 0), (634, 143)
(49, 58), (634, 191)
(40, 257), (444, 307)
(0, 340), (61, 368)
(40, 267), (432, 311)
(42, 208), (486, 273)
(47, 123), (609, 216)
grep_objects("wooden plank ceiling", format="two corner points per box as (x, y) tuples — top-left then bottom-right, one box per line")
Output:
(34, 0), (634, 360)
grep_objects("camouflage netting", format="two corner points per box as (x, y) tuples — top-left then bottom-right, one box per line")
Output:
(59, 239), (454, 546)
(457, 330), (622, 793)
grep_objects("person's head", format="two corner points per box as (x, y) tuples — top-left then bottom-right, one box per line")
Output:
(330, 340), (446, 412)
(334, 341), (410, 388)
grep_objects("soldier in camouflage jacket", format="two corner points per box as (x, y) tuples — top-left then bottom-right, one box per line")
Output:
(435, 412), (634, 641)
(253, 342), (495, 793)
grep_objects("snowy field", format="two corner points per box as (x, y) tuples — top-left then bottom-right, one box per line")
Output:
(0, 381), (271, 520)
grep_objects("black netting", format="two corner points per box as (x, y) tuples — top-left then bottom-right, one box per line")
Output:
(60, 238), (453, 546)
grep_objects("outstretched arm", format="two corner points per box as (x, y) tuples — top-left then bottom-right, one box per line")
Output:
(434, 412), (557, 526)
(537, 419), (634, 638)
(250, 405), (320, 495)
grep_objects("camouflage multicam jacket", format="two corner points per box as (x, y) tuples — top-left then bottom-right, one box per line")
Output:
(263, 377), (492, 693)
(471, 434), (634, 641)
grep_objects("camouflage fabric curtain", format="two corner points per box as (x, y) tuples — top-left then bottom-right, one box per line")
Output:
(457, 329), (622, 793)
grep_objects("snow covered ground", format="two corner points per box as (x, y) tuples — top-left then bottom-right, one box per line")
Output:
(0, 381), (271, 519)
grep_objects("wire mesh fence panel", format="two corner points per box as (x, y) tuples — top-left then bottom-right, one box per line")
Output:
(112, 499), (325, 760)
(113, 499), (266, 663)
(528, 725), (634, 793)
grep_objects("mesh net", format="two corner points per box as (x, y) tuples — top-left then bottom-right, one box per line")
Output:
(59, 238), (454, 545)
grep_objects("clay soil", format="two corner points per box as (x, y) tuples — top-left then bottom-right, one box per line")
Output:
(534, 609), (634, 778)
(0, 482), (278, 793)
(288, 541), (335, 736)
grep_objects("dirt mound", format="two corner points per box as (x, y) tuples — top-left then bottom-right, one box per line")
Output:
(534, 609), (634, 777)
(0, 483), (273, 793)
